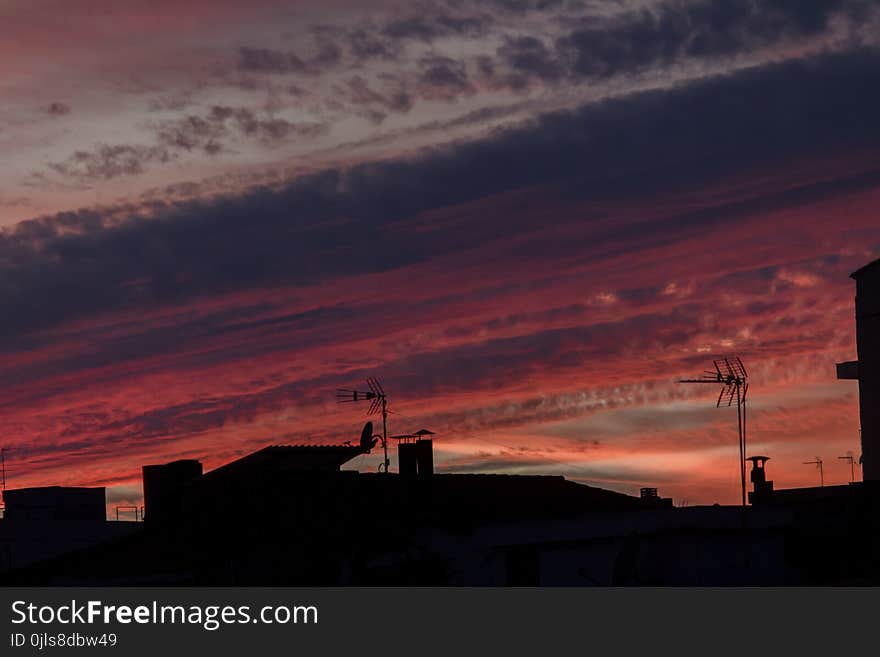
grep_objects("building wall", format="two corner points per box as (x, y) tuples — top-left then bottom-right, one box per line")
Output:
(855, 266), (880, 480)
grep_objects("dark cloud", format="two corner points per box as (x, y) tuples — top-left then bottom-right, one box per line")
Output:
(497, 35), (564, 82)
(147, 93), (193, 113)
(382, 11), (491, 42)
(47, 102), (70, 116)
(417, 102), (530, 131)
(347, 27), (400, 60)
(418, 55), (474, 99)
(311, 26), (344, 67)
(237, 29), (345, 77)
(243, 116), (328, 142)
(154, 114), (228, 155)
(47, 144), (173, 180)
(226, 0), (875, 115)
(440, 0), (877, 93)
(6, 49), (880, 343)
(481, 0), (562, 12)
(556, 0), (869, 79)
(211, 105), (329, 144)
(237, 47), (308, 74)
(148, 106), (329, 157)
(342, 76), (413, 123)
(48, 105), (328, 182)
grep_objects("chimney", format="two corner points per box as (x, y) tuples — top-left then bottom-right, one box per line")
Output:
(842, 259), (880, 480)
(398, 443), (418, 476)
(746, 456), (773, 504)
(415, 439), (433, 476)
(397, 437), (433, 477)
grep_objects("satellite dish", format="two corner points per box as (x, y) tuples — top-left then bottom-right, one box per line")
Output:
(360, 421), (377, 451)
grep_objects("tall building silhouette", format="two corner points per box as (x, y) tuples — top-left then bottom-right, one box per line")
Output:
(838, 258), (880, 479)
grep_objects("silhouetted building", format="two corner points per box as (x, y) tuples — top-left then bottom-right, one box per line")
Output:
(0, 486), (137, 573)
(0, 434), (651, 585)
(3, 486), (105, 525)
(142, 459), (203, 525)
(838, 257), (880, 480)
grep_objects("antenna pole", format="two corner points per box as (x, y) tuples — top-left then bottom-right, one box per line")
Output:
(679, 356), (749, 509)
(381, 396), (389, 474)
(336, 377), (390, 474)
(742, 384), (748, 495)
(839, 455), (855, 483)
(736, 384), (746, 508)
(803, 457), (824, 487)
(1, 447), (6, 494)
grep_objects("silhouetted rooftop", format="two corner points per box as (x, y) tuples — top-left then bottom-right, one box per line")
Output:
(2, 486), (106, 525)
(851, 257), (880, 279)
(204, 443), (369, 478)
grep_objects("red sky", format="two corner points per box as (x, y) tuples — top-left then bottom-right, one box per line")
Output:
(2, 0), (880, 513)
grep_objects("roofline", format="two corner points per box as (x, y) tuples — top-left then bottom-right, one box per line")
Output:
(851, 257), (880, 279)
(3, 485), (106, 493)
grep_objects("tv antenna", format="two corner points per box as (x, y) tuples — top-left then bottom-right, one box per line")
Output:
(838, 452), (856, 483)
(803, 456), (824, 487)
(680, 356), (749, 507)
(337, 377), (389, 473)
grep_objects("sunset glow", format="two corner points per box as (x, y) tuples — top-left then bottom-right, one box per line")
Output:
(2, 0), (880, 513)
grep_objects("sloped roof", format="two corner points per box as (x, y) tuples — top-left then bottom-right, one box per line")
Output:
(203, 443), (368, 480)
(851, 257), (880, 279)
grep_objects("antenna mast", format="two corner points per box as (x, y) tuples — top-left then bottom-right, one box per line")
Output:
(0, 447), (6, 512)
(337, 377), (390, 473)
(680, 356), (749, 507)
(803, 457), (824, 487)
(838, 452), (856, 483)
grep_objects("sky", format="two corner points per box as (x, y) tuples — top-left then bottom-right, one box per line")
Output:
(2, 0), (880, 513)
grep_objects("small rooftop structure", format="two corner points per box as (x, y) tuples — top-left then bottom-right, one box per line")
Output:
(746, 456), (774, 504)
(142, 459), (203, 524)
(638, 487), (673, 508)
(393, 429), (436, 478)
